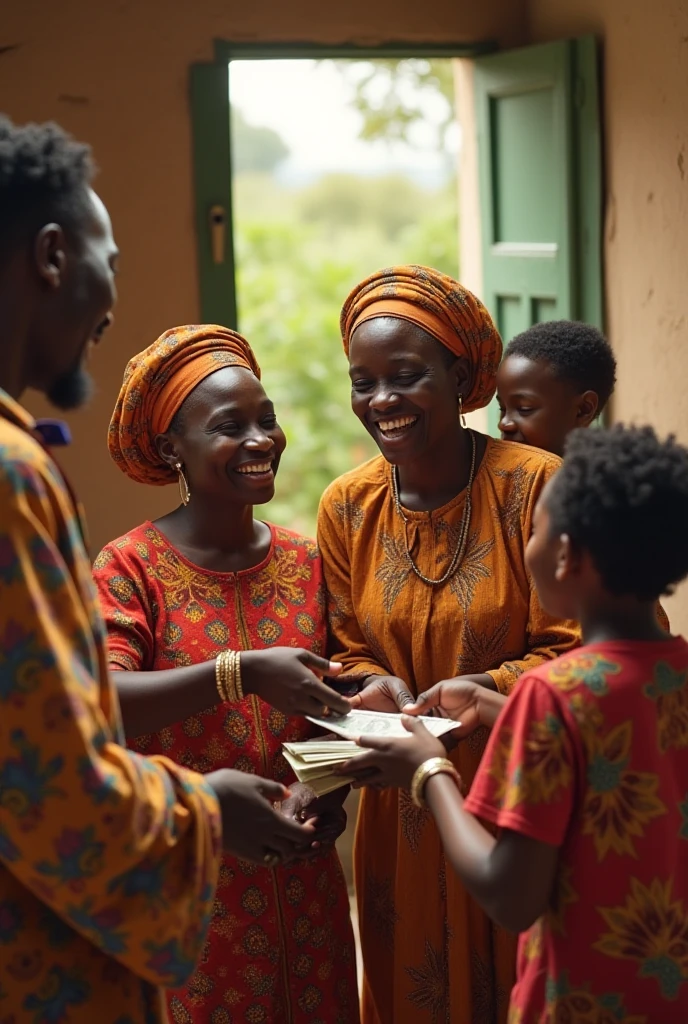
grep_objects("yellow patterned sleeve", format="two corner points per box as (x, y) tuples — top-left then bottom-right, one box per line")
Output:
(486, 456), (580, 694)
(317, 486), (389, 683)
(0, 452), (222, 989)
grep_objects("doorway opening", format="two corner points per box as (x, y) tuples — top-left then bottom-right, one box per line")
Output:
(229, 57), (461, 536)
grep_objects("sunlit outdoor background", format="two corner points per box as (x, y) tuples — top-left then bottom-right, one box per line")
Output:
(230, 58), (461, 535)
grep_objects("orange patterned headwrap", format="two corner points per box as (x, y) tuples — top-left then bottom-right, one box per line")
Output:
(108, 324), (261, 486)
(340, 265), (502, 413)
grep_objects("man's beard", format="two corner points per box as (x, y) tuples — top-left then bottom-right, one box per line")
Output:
(46, 363), (94, 410)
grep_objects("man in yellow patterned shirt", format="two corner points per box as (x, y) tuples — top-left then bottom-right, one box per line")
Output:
(0, 117), (317, 1023)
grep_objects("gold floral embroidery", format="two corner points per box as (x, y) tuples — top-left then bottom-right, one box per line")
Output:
(405, 939), (448, 1024)
(440, 526), (495, 611)
(361, 616), (391, 673)
(456, 617), (511, 674)
(274, 528), (318, 560)
(93, 548), (114, 571)
(249, 547), (311, 618)
(327, 586), (353, 627)
(365, 874), (399, 942)
(375, 533), (412, 614)
(643, 661), (688, 752)
(149, 549), (226, 620)
(594, 876), (688, 999)
(333, 499), (365, 532)
(492, 463), (530, 539)
(582, 719), (665, 860)
(399, 788), (429, 854)
(470, 945), (507, 1024)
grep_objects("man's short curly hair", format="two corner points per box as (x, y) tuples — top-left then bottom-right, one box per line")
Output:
(0, 115), (95, 259)
(505, 320), (617, 411)
(547, 425), (688, 600)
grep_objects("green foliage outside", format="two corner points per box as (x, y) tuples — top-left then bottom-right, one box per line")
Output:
(230, 106), (290, 174)
(324, 59), (456, 151)
(232, 60), (459, 537)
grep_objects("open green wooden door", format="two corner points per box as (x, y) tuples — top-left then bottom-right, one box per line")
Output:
(474, 36), (602, 434)
(190, 61), (237, 329)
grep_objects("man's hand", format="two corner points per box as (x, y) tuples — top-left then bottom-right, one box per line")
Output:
(279, 783), (348, 859)
(205, 769), (315, 865)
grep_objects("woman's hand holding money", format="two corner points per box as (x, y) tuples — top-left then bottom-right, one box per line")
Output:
(338, 716), (446, 790)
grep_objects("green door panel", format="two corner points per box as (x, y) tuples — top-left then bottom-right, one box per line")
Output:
(190, 61), (237, 329)
(474, 36), (602, 435)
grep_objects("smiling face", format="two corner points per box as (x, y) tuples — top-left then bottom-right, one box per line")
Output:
(496, 354), (599, 457)
(348, 317), (469, 465)
(159, 365), (286, 507)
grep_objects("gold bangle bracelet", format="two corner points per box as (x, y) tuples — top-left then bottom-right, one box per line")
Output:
(233, 650), (244, 701)
(411, 757), (461, 809)
(215, 652), (227, 702)
(216, 650), (234, 702)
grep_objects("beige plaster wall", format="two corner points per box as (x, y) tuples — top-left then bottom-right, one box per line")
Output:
(453, 57), (489, 436)
(0, 0), (525, 556)
(527, 0), (688, 628)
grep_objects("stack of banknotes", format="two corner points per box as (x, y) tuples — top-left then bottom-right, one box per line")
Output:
(281, 709), (459, 796)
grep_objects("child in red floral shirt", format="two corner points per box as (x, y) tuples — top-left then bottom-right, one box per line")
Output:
(343, 425), (688, 1022)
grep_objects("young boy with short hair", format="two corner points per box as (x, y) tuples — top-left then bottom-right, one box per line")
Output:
(497, 320), (616, 456)
(343, 424), (688, 1022)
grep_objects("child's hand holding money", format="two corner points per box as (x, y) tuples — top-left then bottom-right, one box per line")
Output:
(337, 715), (447, 791)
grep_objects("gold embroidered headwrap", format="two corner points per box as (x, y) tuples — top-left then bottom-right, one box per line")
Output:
(109, 324), (260, 485)
(341, 265), (502, 412)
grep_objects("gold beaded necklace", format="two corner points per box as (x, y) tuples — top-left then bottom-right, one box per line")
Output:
(390, 428), (477, 587)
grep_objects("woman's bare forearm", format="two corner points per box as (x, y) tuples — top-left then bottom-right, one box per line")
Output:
(113, 662), (219, 738)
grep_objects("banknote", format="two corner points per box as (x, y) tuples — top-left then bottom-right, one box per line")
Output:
(282, 741), (364, 795)
(282, 713), (460, 796)
(306, 708), (459, 740)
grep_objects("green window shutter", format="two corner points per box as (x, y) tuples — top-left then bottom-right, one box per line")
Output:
(190, 61), (237, 328)
(474, 36), (602, 435)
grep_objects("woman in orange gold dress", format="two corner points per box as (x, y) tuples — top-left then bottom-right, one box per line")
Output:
(317, 266), (579, 1024)
(94, 325), (359, 1024)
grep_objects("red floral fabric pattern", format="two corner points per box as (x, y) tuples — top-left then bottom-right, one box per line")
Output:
(93, 522), (359, 1024)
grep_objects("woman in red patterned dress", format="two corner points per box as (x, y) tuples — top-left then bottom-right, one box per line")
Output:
(93, 325), (359, 1024)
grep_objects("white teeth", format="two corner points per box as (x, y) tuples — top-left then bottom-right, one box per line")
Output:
(236, 462), (272, 474)
(378, 416), (417, 432)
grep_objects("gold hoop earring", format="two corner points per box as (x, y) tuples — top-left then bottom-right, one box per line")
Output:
(174, 461), (190, 506)
(458, 393), (467, 429)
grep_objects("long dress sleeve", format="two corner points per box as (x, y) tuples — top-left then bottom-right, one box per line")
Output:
(0, 456), (222, 990)
(92, 541), (155, 670)
(486, 581), (580, 694)
(317, 488), (390, 683)
(485, 452), (579, 694)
